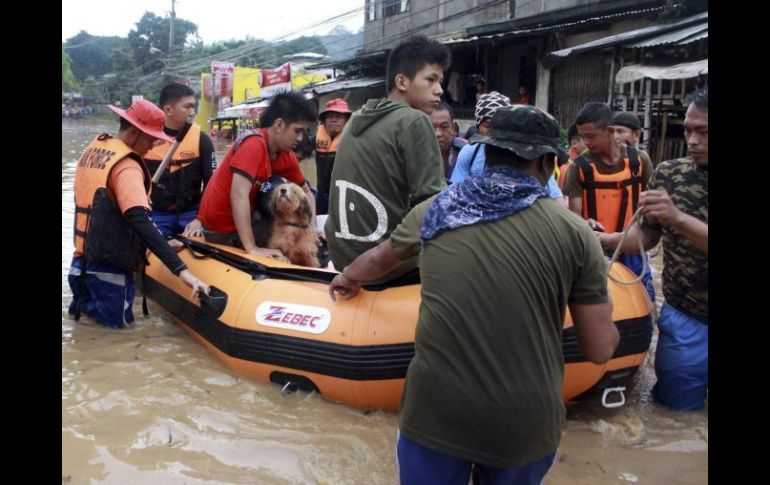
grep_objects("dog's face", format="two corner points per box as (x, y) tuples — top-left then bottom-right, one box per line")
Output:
(268, 183), (312, 223)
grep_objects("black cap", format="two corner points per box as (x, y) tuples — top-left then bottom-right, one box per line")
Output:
(612, 112), (641, 131)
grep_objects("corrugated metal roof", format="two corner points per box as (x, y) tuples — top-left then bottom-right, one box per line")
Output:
(308, 50), (388, 73)
(626, 23), (707, 48)
(546, 11), (707, 60)
(429, 30), (469, 43)
(468, 0), (671, 37)
(447, 6), (670, 46)
(442, 33), (498, 45)
(308, 77), (385, 95)
(684, 30), (708, 43)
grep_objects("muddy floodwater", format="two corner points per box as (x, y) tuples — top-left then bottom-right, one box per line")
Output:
(62, 118), (707, 484)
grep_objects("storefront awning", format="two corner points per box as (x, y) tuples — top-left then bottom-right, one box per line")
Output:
(614, 58), (708, 84)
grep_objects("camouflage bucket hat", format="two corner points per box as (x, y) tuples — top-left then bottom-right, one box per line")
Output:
(474, 104), (560, 160)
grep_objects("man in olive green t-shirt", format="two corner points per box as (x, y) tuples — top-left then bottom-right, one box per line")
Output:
(324, 36), (450, 284)
(330, 105), (619, 483)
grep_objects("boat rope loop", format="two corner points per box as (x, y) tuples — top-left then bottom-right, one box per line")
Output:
(606, 206), (658, 322)
(606, 207), (646, 285)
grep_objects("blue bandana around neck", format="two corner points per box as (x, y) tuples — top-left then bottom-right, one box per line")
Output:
(421, 166), (549, 241)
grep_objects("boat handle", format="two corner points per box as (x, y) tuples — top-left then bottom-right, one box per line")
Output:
(601, 386), (626, 408)
(282, 381), (297, 395)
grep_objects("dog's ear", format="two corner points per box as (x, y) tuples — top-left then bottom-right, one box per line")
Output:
(300, 195), (313, 223)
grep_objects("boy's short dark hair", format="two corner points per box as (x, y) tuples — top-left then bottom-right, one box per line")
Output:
(575, 102), (612, 129)
(434, 101), (454, 119)
(159, 83), (195, 108)
(567, 124), (580, 143)
(693, 87), (708, 111)
(294, 129), (314, 159)
(385, 36), (451, 93)
(260, 92), (316, 128)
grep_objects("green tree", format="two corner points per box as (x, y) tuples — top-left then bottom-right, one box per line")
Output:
(62, 44), (79, 95)
(110, 45), (135, 73)
(127, 12), (200, 74)
(209, 36), (327, 70)
(180, 39), (249, 64)
(80, 75), (104, 103)
(65, 31), (127, 81)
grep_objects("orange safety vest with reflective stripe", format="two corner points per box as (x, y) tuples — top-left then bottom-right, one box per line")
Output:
(143, 124), (202, 211)
(73, 134), (151, 270)
(574, 146), (644, 233)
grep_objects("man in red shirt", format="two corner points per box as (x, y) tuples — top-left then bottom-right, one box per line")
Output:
(198, 92), (317, 261)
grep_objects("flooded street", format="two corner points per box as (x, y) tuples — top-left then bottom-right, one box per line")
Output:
(62, 118), (706, 484)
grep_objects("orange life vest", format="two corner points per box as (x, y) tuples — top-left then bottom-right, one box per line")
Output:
(314, 124), (341, 154)
(574, 146), (644, 233)
(560, 149), (585, 190)
(314, 125), (341, 197)
(73, 134), (151, 270)
(143, 124), (202, 211)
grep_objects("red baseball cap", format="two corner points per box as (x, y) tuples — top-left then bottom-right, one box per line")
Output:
(319, 98), (352, 120)
(108, 99), (174, 143)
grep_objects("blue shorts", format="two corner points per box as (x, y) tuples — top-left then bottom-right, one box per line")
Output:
(653, 302), (708, 411)
(397, 432), (555, 485)
(68, 256), (135, 328)
(150, 207), (198, 237)
(615, 252), (655, 302)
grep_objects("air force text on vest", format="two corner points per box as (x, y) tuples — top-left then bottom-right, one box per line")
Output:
(78, 147), (117, 169)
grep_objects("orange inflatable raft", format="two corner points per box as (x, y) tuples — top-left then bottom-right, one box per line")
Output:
(143, 236), (652, 412)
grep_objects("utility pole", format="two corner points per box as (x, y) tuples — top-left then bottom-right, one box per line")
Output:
(168, 0), (176, 64)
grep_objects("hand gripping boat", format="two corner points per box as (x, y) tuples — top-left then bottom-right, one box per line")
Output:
(143, 236), (653, 411)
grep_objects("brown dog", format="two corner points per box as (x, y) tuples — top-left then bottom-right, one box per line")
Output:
(261, 182), (320, 267)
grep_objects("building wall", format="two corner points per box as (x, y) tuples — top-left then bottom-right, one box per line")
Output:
(558, 17), (652, 48)
(197, 73), (215, 131)
(363, 0), (638, 53)
(233, 67), (262, 103)
(548, 53), (610, 128)
(515, 0), (606, 19)
(544, 16), (655, 128)
(363, 0), (510, 52)
(194, 68), (327, 131)
(496, 43), (522, 96)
